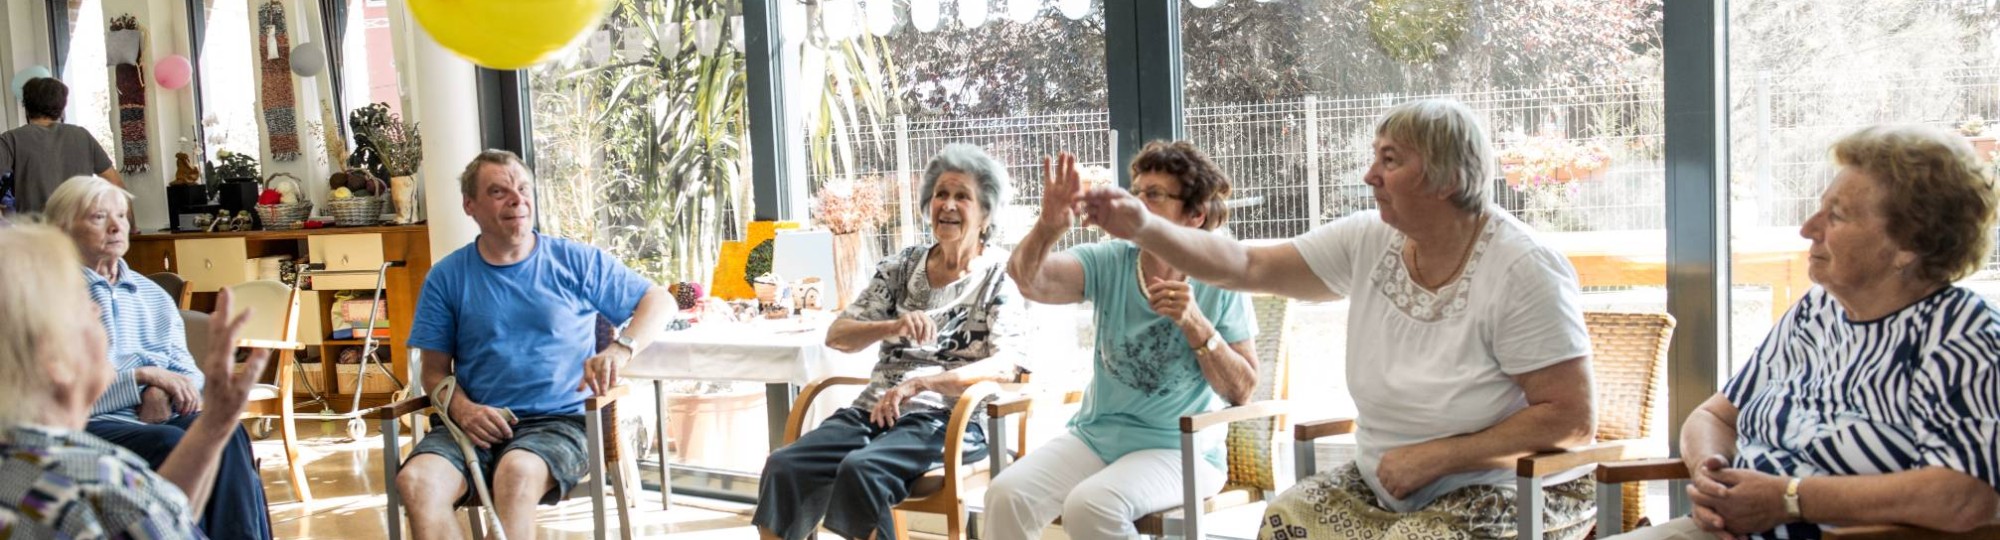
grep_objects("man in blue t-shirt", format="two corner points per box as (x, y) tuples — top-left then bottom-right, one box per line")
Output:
(393, 150), (674, 540)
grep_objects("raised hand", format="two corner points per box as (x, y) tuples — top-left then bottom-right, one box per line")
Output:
(195, 289), (273, 423)
(1078, 183), (1152, 240)
(1038, 152), (1086, 230)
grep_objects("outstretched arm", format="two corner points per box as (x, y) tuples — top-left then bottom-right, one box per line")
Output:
(1080, 188), (1342, 301)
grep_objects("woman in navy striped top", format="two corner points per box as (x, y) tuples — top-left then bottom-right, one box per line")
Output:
(1611, 125), (2000, 539)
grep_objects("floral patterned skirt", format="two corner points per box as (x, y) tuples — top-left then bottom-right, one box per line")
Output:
(1259, 463), (1595, 540)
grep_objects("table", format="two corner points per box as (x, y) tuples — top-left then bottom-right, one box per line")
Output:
(624, 315), (877, 506)
(1541, 228), (1812, 322)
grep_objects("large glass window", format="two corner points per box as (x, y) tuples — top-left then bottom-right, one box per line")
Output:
(331, 0), (403, 117)
(59, 0), (115, 155)
(1728, 1), (2000, 374)
(1182, 0), (1669, 524)
(528, 0), (751, 472)
(196, 0), (259, 163)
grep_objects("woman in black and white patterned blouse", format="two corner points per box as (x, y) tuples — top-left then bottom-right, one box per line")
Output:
(753, 143), (1028, 540)
(0, 226), (272, 538)
(1610, 125), (2000, 539)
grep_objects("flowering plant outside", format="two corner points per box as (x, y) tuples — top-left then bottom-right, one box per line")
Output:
(1959, 115), (1989, 138)
(813, 176), (890, 234)
(1497, 132), (1613, 191)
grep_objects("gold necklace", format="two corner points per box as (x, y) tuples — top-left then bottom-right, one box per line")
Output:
(1136, 252), (1184, 302)
(1408, 213), (1487, 289)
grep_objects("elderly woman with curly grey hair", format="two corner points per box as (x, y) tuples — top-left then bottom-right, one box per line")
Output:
(1606, 125), (2000, 539)
(754, 143), (1028, 540)
(1078, 99), (1598, 539)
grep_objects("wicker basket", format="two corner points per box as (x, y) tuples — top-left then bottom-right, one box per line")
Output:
(256, 201), (312, 230)
(327, 196), (384, 227)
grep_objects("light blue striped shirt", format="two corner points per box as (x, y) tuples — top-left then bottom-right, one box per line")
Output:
(85, 260), (203, 423)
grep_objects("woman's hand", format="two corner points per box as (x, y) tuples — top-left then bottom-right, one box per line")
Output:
(138, 387), (173, 424)
(136, 366), (201, 415)
(1146, 277), (1203, 329)
(1039, 153), (1085, 230)
(869, 376), (932, 427)
(894, 311), (936, 344)
(1375, 441), (1448, 499)
(193, 290), (273, 426)
(1687, 455), (1790, 538)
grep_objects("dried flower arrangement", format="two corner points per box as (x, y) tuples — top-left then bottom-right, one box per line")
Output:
(812, 176), (891, 234)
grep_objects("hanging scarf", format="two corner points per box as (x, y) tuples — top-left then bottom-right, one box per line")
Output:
(110, 15), (149, 174)
(259, 1), (300, 161)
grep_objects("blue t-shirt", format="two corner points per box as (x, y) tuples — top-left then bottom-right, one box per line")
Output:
(408, 235), (654, 417)
(1066, 240), (1256, 470)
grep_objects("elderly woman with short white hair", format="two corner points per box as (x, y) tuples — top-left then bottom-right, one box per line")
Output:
(43, 176), (272, 539)
(1081, 99), (1600, 539)
(0, 225), (269, 537)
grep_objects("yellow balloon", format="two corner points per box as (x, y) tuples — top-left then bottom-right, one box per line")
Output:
(408, 0), (614, 70)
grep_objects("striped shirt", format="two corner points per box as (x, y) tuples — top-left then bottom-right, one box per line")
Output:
(1726, 286), (2000, 539)
(0, 425), (201, 538)
(84, 261), (203, 424)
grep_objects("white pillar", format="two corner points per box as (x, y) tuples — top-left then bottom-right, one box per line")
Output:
(399, 5), (478, 255)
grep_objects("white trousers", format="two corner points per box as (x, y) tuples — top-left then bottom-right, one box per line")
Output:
(983, 432), (1226, 540)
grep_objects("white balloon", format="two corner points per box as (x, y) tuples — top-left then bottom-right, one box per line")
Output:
(1007, 0), (1040, 22)
(865, 0), (899, 37)
(622, 24), (648, 57)
(822, 0), (857, 41)
(911, 0), (942, 32)
(958, 0), (989, 28)
(1189, 0), (1222, 7)
(659, 23), (682, 59)
(1057, 0), (1092, 20)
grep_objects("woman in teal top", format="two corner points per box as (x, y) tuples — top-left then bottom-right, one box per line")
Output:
(986, 141), (1260, 540)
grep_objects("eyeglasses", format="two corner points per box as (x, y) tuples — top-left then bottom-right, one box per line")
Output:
(1134, 188), (1183, 204)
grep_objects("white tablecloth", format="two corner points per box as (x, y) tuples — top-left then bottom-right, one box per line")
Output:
(624, 316), (878, 385)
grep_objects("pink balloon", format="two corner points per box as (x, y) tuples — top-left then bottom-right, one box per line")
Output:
(155, 55), (192, 90)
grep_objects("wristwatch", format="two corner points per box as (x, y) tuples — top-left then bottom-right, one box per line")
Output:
(1192, 331), (1223, 356)
(612, 334), (636, 354)
(1783, 476), (1803, 521)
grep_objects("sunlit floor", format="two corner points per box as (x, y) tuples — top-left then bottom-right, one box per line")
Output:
(250, 422), (1071, 539)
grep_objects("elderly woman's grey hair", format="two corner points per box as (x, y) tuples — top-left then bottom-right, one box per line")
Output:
(0, 226), (92, 430)
(920, 143), (1013, 243)
(43, 176), (133, 232)
(1375, 99), (1494, 212)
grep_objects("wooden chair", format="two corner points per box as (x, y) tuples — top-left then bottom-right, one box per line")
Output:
(780, 375), (1017, 540)
(377, 315), (638, 540)
(987, 293), (1297, 539)
(218, 280), (312, 504)
(147, 271), (193, 309)
(1289, 312), (1676, 539)
(1515, 311), (1676, 537)
(1593, 459), (2000, 539)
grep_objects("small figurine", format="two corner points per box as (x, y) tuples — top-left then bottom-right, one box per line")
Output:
(231, 210), (254, 232)
(172, 152), (202, 186)
(207, 209), (232, 232)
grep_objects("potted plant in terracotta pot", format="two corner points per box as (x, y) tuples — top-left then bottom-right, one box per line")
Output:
(1959, 115), (1996, 162)
(1497, 130), (1614, 232)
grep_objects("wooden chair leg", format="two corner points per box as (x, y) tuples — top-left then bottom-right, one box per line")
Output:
(610, 457), (634, 540)
(946, 507), (966, 540)
(893, 510), (911, 540)
(276, 352), (311, 504)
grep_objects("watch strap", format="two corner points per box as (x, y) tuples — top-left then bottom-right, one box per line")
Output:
(1784, 476), (1803, 521)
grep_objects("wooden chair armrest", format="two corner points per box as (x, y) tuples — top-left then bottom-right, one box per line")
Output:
(939, 381), (1004, 481)
(1826, 523), (2000, 540)
(375, 395), (434, 420)
(238, 338), (305, 350)
(1294, 417), (1356, 441)
(1594, 457), (1689, 484)
(1181, 400), (1289, 433)
(783, 376), (872, 444)
(584, 384), (630, 411)
(985, 387), (1081, 418)
(1517, 440), (1640, 478)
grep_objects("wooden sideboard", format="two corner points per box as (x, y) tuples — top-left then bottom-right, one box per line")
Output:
(126, 225), (433, 410)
